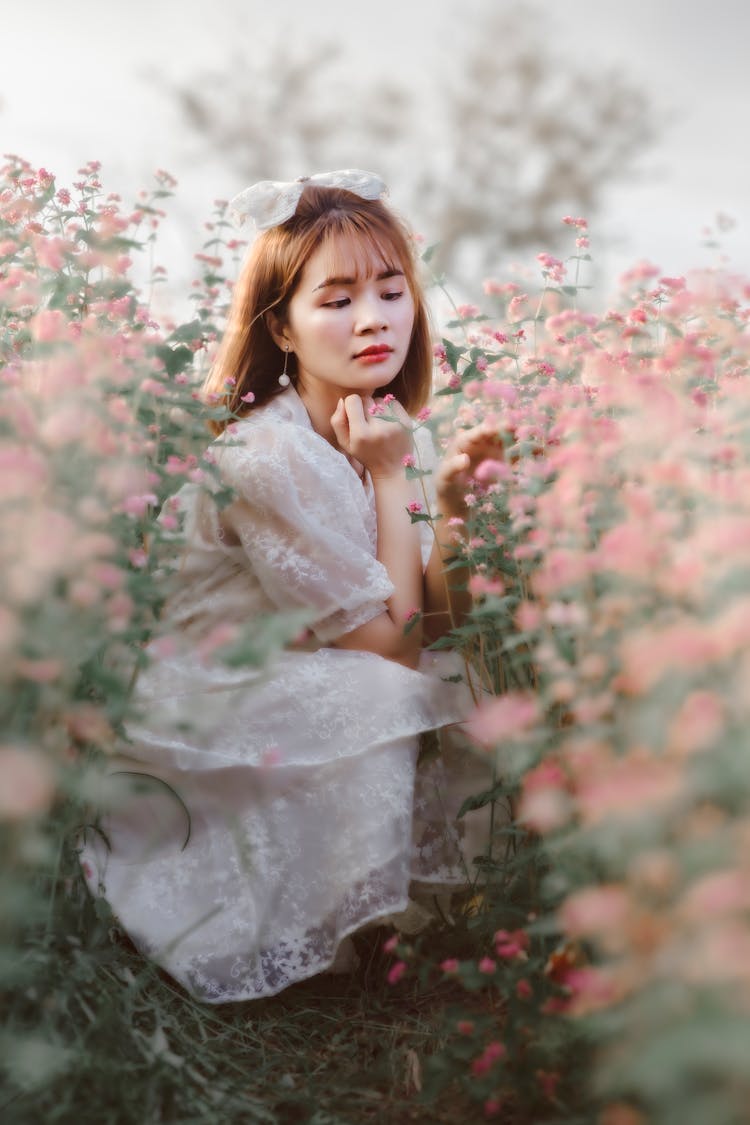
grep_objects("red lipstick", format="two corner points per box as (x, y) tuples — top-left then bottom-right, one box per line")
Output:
(354, 344), (393, 363)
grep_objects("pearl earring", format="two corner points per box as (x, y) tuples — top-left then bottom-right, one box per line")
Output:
(279, 345), (291, 387)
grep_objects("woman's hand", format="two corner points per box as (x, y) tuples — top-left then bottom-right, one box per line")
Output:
(435, 421), (509, 516)
(330, 394), (414, 479)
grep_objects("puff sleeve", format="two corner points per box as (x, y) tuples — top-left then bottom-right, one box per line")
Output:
(214, 422), (395, 644)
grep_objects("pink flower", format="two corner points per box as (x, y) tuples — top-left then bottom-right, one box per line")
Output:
(508, 294), (528, 321)
(668, 691), (724, 755)
(402, 454), (416, 468)
(576, 754), (682, 824)
(30, 308), (66, 343)
(473, 459), (506, 484)
(471, 1041), (506, 1077)
(468, 575), (505, 598)
(518, 785), (571, 833)
(16, 659), (62, 684)
(493, 929), (529, 958)
(478, 957), (496, 974)
(516, 978), (532, 1000)
(440, 958), (459, 974)
(515, 601), (543, 631)
(0, 746), (55, 821)
(382, 934), (400, 954)
(537, 253), (566, 282)
(407, 501), (423, 514)
(197, 622), (239, 659)
(483, 1098), (503, 1118)
(416, 406), (431, 422)
(240, 391), (255, 404)
(456, 1020), (475, 1035)
(679, 869), (750, 920)
(560, 886), (630, 941)
(562, 215), (588, 229)
(387, 960), (407, 985)
(121, 493), (158, 517)
(467, 691), (539, 747)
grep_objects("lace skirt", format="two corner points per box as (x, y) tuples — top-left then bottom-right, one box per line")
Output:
(80, 645), (485, 1002)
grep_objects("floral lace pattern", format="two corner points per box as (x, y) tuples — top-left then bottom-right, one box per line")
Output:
(81, 388), (481, 1002)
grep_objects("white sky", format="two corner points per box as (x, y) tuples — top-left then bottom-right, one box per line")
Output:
(2, 0), (749, 309)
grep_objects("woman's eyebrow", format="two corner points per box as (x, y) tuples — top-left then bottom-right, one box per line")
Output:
(312, 268), (404, 292)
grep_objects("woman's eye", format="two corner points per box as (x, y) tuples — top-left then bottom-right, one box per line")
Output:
(323, 298), (350, 309)
(383, 290), (404, 301)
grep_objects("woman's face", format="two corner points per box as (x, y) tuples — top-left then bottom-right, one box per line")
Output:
(279, 235), (415, 411)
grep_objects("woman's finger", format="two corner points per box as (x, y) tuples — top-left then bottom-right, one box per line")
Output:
(330, 397), (350, 447)
(440, 451), (470, 481)
(343, 393), (368, 437)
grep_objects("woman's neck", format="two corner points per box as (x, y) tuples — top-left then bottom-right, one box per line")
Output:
(295, 382), (340, 448)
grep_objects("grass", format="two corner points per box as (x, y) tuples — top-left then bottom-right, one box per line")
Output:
(1, 841), (487, 1125)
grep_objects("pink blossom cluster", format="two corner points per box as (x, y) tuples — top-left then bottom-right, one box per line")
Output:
(430, 217), (750, 1119)
(0, 157), (231, 822)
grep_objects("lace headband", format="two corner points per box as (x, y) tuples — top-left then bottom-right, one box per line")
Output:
(228, 169), (387, 230)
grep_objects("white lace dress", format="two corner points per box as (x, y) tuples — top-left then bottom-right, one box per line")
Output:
(81, 387), (477, 1002)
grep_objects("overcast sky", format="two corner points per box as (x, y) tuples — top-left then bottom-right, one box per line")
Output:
(3, 0), (749, 308)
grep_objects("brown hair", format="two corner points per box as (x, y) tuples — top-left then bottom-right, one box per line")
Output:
(202, 185), (433, 434)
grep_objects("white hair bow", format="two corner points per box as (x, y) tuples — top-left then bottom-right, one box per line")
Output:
(228, 169), (387, 230)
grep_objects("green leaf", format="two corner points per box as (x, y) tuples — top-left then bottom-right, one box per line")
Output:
(443, 339), (465, 373)
(154, 343), (194, 377)
(168, 319), (203, 344)
(457, 780), (516, 817)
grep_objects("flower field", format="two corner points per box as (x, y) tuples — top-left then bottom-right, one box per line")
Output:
(2, 158), (750, 1124)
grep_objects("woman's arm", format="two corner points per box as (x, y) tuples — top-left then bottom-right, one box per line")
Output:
(423, 422), (509, 643)
(330, 395), (425, 668)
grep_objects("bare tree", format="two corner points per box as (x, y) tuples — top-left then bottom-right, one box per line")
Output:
(171, 40), (417, 194)
(420, 6), (657, 283)
(166, 2), (657, 292)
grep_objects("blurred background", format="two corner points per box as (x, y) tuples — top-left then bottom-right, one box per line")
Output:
(3, 0), (749, 312)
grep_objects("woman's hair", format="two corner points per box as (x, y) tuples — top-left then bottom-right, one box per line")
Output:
(202, 185), (433, 434)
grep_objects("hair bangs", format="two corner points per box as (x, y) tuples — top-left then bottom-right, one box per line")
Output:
(315, 219), (404, 284)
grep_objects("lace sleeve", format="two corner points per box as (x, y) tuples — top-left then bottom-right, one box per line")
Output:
(215, 423), (395, 644)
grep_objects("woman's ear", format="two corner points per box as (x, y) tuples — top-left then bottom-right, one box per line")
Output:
(266, 310), (290, 352)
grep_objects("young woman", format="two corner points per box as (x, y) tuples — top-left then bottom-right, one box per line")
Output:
(81, 171), (500, 1002)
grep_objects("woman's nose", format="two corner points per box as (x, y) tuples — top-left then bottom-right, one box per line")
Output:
(354, 293), (387, 332)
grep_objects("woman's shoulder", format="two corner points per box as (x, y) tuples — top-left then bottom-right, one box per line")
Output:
(209, 389), (345, 496)
(213, 389), (315, 461)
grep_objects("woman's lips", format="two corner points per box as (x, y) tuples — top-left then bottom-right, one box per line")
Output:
(354, 345), (393, 364)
